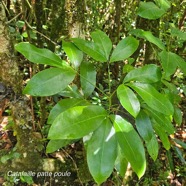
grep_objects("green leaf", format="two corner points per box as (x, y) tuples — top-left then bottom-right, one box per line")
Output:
(154, 0), (171, 11)
(173, 106), (182, 126)
(147, 107), (175, 134)
(124, 64), (162, 83)
(1, 152), (20, 164)
(20, 176), (34, 184)
(23, 67), (76, 96)
(159, 51), (186, 77)
(166, 150), (174, 172)
(173, 146), (186, 164)
(141, 31), (165, 50)
(152, 122), (170, 150)
(130, 29), (165, 50)
(137, 2), (166, 20)
(15, 42), (66, 68)
(159, 51), (178, 79)
(136, 111), (158, 160)
(16, 21), (25, 28)
(46, 139), (73, 153)
(128, 82), (174, 116)
(177, 59), (186, 75)
(162, 80), (179, 94)
(111, 115), (146, 179)
(59, 85), (83, 98)
(117, 84), (140, 117)
(80, 61), (96, 97)
(123, 64), (134, 74)
(72, 38), (107, 62)
(171, 27), (186, 41)
(146, 135), (159, 161)
(91, 30), (112, 61)
(63, 41), (83, 69)
(115, 147), (128, 177)
(48, 105), (107, 139)
(173, 139), (186, 149)
(110, 37), (139, 62)
(136, 111), (154, 142)
(87, 118), (117, 184)
(167, 52), (186, 75)
(47, 98), (89, 124)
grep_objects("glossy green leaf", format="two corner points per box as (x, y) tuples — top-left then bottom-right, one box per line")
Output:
(80, 61), (96, 97)
(47, 98), (89, 124)
(87, 118), (117, 184)
(147, 108), (175, 134)
(72, 38), (107, 62)
(152, 122), (170, 150)
(23, 67), (76, 96)
(63, 41), (83, 69)
(130, 29), (165, 50)
(117, 84), (140, 117)
(160, 51), (186, 76)
(110, 37), (139, 62)
(128, 82), (174, 116)
(124, 64), (162, 83)
(15, 42), (66, 68)
(111, 115), (146, 178)
(136, 111), (158, 160)
(91, 30), (112, 61)
(173, 106), (182, 126)
(46, 139), (72, 153)
(137, 2), (165, 20)
(159, 51), (178, 79)
(48, 105), (107, 139)
(136, 111), (154, 142)
(115, 147), (128, 177)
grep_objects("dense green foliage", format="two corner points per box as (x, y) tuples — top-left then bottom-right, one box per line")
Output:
(15, 22), (185, 183)
(1, 0), (184, 185)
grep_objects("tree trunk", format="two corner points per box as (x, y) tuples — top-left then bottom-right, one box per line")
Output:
(0, 1), (42, 173)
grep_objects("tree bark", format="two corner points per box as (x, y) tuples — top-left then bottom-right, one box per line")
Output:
(0, 1), (42, 173)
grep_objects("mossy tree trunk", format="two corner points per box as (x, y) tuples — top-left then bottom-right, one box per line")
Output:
(0, 1), (42, 173)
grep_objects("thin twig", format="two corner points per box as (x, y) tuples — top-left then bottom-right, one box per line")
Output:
(25, 20), (57, 45)
(5, 12), (23, 24)
(62, 149), (84, 186)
